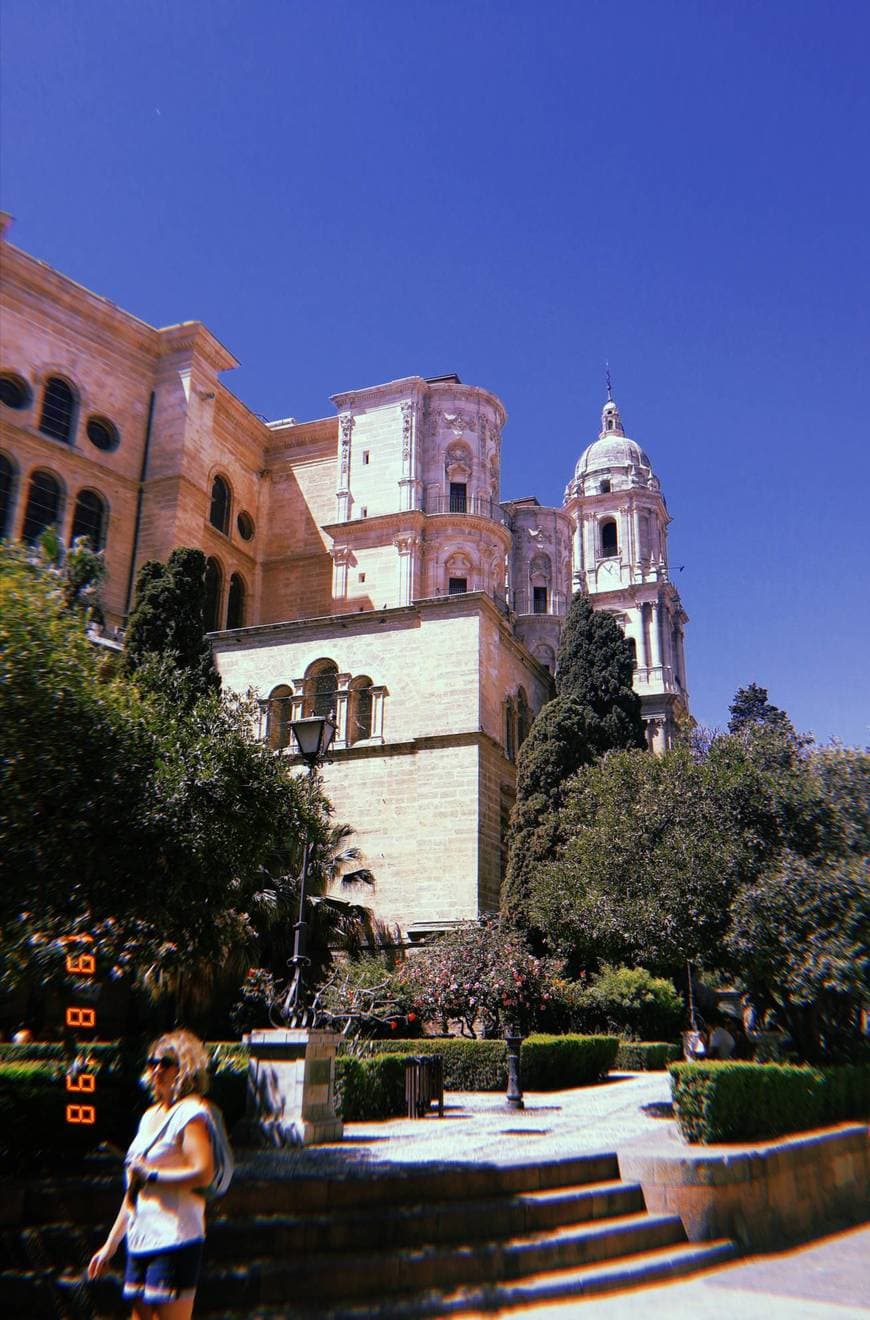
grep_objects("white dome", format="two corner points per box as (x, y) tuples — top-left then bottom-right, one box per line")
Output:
(573, 434), (653, 480)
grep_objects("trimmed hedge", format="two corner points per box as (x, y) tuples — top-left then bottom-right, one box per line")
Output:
(0, 1043), (250, 1170)
(522, 1035), (618, 1089)
(615, 1041), (681, 1072)
(369, 1035), (618, 1091)
(669, 1061), (870, 1144)
(336, 1054), (407, 1121)
(365, 1038), (507, 1090)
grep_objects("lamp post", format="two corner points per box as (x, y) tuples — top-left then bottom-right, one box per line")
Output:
(280, 712), (336, 1024)
(505, 1022), (525, 1110)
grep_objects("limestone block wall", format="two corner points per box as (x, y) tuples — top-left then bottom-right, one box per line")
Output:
(342, 399), (406, 521)
(213, 595), (553, 933)
(477, 736), (517, 914)
(214, 599), (485, 744)
(319, 739), (483, 932)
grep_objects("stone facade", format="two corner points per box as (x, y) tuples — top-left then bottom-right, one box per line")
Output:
(0, 216), (689, 937)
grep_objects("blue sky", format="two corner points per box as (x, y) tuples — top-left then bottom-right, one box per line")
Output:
(2, 0), (868, 744)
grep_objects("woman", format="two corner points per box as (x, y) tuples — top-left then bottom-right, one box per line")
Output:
(87, 1030), (215, 1319)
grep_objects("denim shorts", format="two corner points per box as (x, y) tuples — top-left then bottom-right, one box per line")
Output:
(123, 1238), (204, 1304)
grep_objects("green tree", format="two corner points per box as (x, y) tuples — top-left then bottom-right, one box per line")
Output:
(728, 683), (796, 738)
(125, 547), (220, 700)
(727, 743), (870, 1061)
(501, 594), (645, 929)
(0, 543), (314, 1021)
(529, 744), (746, 977)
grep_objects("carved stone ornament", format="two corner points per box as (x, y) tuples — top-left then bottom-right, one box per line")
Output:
(401, 401), (415, 458)
(446, 440), (472, 467)
(441, 410), (477, 434)
(331, 545), (353, 566)
(339, 412), (355, 441)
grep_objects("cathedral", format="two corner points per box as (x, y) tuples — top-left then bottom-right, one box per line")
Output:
(0, 215), (689, 939)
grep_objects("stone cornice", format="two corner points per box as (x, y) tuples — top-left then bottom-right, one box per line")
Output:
(1, 241), (160, 357)
(264, 416), (337, 464)
(330, 376), (427, 413)
(156, 322), (238, 374)
(321, 510), (425, 545)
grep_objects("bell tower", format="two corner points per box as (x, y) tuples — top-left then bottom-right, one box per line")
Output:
(563, 393), (689, 750)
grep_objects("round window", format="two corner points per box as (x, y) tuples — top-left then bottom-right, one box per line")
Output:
(0, 373), (32, 410)
(237, 510), (255, 541)
(86, 415), (120, 452)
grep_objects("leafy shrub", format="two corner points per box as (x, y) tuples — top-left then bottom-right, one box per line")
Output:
(669, 1060), (870, 1143)
(522, 1035), (618, 1088)
(817, 1064), (870, 1124)
(576, 966), (684, 1041)
(366, 1038), (507, 1090)
(615, 1041), (681, 1071)
(397, 917), (560, 1038)
(335, 1054), (407, 1120)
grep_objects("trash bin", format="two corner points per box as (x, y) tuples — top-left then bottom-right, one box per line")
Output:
(404, 1054), (444, 1119)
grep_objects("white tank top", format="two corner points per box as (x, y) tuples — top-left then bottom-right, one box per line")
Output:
(125, 1097), (208, 1253)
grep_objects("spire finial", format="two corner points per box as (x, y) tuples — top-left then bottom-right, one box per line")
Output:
(605, 362), (613, 402)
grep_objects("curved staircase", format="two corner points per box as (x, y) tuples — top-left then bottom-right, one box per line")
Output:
(1, 1152), (736, 1318)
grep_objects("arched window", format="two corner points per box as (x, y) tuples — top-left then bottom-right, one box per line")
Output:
(70, 489), (107, 550)
(601, 518), (618, 557)
(209, 475), (230, 534)
(266, 684), (293, 750)
(349, 676), (373, 743)
(517, 687), (530, 747)
(533, 643), (556, 674)
(226, 573), (245, 629)
(504, 695), (516, 761)
(627, 636), (638, 669)
(304, 659), (338, 718)
(204, 556), (223, 631)
(0, 453), (17, 538)
(39, 378), (76, 443)
(22, 469), (63, 543)
(0, 373), (32, 410)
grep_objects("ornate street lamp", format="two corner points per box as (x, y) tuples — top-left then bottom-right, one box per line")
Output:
(280, 712), (336, 1023)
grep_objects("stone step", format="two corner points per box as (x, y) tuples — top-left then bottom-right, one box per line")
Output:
(285, 1239), (740, 1318)
(47, 1208), (688, 1313)
(0, 1179), (644, 1279)
(207, 1179), (648, 1262)
(7, 1152), (622, 1228)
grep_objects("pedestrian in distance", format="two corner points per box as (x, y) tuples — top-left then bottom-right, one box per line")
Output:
(87, 1029), (216, 1319)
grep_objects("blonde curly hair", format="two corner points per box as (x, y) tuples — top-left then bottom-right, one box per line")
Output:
(143, 1029), (211, 1102)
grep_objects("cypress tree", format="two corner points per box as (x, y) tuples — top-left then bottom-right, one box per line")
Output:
(728, 683), (794, 737)
(555, 593), (645, 753)
(501, 593), (645, 930)
(125, 547), (220, 699)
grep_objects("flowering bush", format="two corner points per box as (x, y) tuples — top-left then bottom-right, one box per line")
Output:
(397, 917), (561, 1038)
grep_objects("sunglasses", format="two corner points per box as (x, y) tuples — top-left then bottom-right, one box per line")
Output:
(146, 1056), (177, 1072)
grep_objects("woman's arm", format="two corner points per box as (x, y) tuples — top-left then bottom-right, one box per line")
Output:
(130, 1115), (214, 1193)
(86, 1197), (129, 1278)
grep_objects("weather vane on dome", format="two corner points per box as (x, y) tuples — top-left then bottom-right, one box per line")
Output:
(605, 362), (614, 402)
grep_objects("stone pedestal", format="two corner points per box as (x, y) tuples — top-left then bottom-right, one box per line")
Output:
(240, 1027), (343, 1148)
